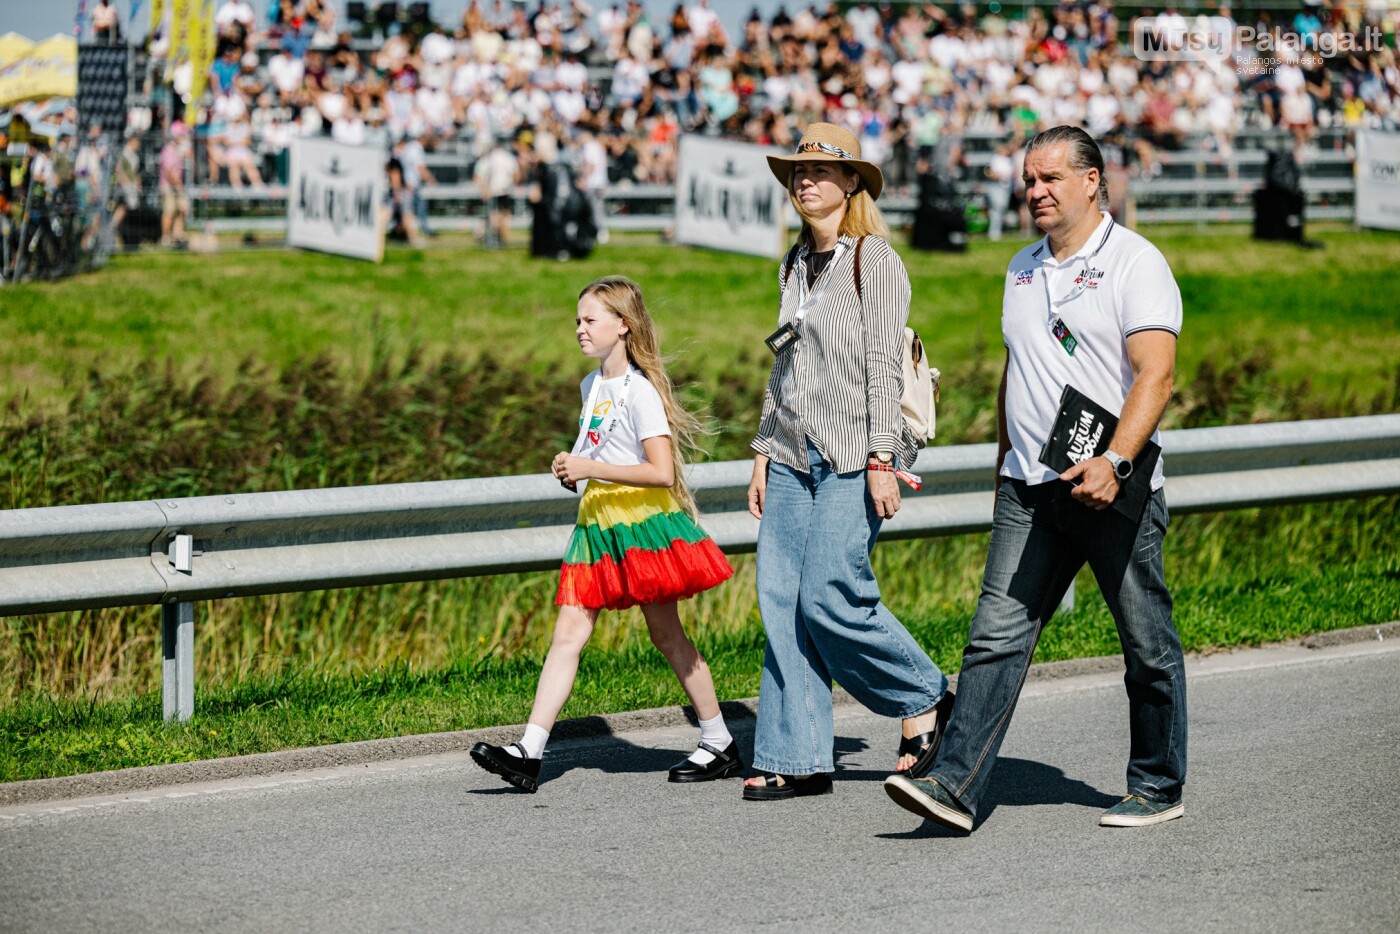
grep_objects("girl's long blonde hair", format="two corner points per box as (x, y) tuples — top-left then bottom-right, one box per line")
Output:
(788, 166), (891, 247)
(578, 276), (704, 519)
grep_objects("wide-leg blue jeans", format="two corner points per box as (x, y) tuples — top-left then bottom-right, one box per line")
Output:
(928, 479), (1187, 815)
(752, 441), (948, 775)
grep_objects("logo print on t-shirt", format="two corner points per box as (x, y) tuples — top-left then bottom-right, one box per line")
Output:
(579, 399), (611, 446)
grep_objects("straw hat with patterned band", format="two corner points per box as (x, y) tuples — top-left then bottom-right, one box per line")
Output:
(767, 123), (884, 202)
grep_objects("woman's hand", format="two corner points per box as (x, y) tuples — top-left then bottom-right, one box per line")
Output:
(748, 454), (770, 519)
(868, 466), (901, 520)
(553, 453), (595, 485)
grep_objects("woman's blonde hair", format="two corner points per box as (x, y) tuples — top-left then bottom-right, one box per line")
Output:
(577, 276), (705, 519)
(788, 166), (891, 246)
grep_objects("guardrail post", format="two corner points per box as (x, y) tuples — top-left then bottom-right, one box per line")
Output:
(161, 601), (195, 722)
(162, 531), (198, 723)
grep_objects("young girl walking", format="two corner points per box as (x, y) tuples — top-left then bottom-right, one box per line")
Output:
(471, 276), (740, 793)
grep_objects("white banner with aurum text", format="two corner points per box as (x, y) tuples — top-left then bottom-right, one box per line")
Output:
(1356, 129), (1400, 232)
(287, 136), (386, 262)
(675, 135), (787, 258)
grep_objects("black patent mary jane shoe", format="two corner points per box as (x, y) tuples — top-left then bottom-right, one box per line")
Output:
(470, 741), (542, 793)
(668, 740), (745, 783)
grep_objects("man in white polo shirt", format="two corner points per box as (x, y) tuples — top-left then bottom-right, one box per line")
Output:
(885, 126), (1187, 832)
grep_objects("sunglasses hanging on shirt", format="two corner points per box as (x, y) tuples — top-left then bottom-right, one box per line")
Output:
(766, 242), (850, 356)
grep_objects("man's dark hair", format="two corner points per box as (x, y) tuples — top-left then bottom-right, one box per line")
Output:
(1027, 125), (1108, 209)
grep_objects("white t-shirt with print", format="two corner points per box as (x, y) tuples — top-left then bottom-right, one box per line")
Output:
(1000, 212), (1182, 491)
(573, 369), (671, 467)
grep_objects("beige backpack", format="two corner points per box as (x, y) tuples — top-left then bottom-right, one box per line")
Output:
(901, 327), (940, 442)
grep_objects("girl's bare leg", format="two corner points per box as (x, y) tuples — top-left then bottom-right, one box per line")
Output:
(526, 604), (600, 731)
(640, 602), (720, 721)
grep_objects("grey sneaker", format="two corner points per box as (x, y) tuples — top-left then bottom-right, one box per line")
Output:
(883, 775), (975, 832)
(1099, 794), (1184, 827)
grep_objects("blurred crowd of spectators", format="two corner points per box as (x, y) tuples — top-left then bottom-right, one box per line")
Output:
(95, 0), (1400, 195)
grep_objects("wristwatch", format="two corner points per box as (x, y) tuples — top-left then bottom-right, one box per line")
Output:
(1103, 450), (1133, 480)
(870, 451), (894, 465)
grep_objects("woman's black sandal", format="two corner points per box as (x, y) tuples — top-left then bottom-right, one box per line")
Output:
(895, 690), (955, 779)
(741, 771), (833, 801)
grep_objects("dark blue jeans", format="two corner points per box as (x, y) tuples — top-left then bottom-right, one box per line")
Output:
(928, 479), (1187, 815)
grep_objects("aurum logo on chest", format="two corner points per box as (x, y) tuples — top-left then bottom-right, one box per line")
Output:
(1074, 268), (1106, 289)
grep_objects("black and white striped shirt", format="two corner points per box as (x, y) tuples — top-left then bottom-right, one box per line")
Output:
(752, 234), (916, 474)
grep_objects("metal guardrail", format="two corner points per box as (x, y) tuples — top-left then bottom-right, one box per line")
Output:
(2, 414), (1396, 721)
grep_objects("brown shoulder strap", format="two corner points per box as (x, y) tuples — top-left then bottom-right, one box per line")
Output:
(781, 245), (799, 290)
(853, 235), (866, 302)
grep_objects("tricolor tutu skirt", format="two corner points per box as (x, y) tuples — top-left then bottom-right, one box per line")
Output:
(556, 481), (734, 611)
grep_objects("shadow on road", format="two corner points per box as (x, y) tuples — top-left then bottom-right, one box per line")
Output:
(469, 705), (764, 792)
(470, 713), (1125, 802)
(872, 757), (1119, 836)
(466, 713), (887, 793)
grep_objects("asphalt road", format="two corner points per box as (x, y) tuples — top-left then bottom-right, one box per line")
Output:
(3, 639), (1398, 933)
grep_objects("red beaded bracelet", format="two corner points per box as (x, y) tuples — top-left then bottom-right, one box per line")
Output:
(866, 462), (895, 473)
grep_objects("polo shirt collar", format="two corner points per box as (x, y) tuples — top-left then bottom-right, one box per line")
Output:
(1033, 211), (1114, 267)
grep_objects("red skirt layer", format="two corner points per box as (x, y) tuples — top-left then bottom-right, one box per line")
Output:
(557, 536), (733, 611)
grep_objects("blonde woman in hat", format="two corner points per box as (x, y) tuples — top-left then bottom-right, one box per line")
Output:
(741, 123), (953, 802)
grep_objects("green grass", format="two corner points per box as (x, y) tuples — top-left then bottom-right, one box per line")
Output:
(0, 226), (1397, 782)
(5, 226), (1398, 413)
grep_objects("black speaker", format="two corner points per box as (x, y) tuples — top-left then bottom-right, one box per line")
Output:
(911, 172), (968, 252)
(1263, 149), (1302, 193)
(347, 2), (368, 23)
(409, 2), (431, 24)
(77, 44), (130, 135)
(376, 2), (400, 26)
(1252, 188), (1304, 242)
(912, 206), (969, 252)
(119, 206), (162, 247)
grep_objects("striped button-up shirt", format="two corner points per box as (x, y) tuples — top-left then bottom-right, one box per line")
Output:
(752, 234), (916, 474)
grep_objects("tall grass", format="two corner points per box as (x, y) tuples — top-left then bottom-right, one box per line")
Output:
(1, 338), (1394, 703)
(0, 230), (1394, 697)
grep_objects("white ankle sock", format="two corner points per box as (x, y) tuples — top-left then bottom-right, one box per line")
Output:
(688, 713), (733, 765)
(506, 723), (549, 760)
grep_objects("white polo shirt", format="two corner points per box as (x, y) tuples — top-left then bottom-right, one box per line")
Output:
(1001, 212), (1182, 491)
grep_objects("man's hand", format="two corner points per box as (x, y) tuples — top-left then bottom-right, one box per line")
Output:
(1061, 456), (1120, 510)
(868, 468), (901, 519)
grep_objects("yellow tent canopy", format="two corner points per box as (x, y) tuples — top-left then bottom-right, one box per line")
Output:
(0, 32), (35, 68)
(0, 35), (77, 108)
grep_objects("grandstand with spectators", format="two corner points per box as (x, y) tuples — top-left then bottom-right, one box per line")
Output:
(10, 0), (1399, 244)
